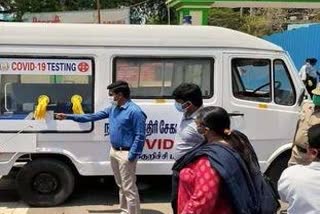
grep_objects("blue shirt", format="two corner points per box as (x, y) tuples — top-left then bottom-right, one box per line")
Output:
(67, 100), (147, 161)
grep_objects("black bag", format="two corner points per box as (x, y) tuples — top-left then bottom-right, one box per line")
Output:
(253, 172), (281, 214)
(305, 73), (317, 96)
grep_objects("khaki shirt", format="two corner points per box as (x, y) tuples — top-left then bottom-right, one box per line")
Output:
(294, 102), (320, 149)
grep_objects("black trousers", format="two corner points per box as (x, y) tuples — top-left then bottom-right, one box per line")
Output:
(304, 76), (317, 98)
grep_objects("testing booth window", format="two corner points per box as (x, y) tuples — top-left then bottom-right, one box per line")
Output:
(0, 56), (94, 132)
(113, 57), (214, 99)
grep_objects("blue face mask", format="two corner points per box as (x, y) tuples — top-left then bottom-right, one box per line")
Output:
(175, 101), (186, 112)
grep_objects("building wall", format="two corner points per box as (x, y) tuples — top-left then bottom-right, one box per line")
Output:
(22, 8), (130, 24)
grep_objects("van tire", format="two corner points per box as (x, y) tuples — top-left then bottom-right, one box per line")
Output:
(265, 151), (291, 185)
(16, 158), (75, 207)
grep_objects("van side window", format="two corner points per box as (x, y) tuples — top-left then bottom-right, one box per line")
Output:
(274, 59), (296, 106)
(114, 57), (214, 98)
(232, 58), (271, 103)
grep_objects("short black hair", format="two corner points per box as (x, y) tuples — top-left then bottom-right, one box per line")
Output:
(172, 83), (203, 107)
(308, 124), (320, 150)
(107, 80), (130, 98)
(306, 58), (317, 65)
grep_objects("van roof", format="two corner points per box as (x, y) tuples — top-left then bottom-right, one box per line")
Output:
(0, 23), (282, 51)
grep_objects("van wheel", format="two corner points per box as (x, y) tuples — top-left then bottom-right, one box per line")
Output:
(16, 158), (75, 207)
(265, 151), (291, 185)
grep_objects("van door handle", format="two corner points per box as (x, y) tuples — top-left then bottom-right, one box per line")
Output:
(228, 112), (244, 117)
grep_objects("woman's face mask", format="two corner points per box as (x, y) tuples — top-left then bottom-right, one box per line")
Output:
(196, 120), (209, 136)
(197, 126), (206, 135)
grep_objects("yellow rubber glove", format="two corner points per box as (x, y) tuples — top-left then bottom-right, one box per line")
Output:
(71, 95), (84, 114)
(34, 95), (50, 120)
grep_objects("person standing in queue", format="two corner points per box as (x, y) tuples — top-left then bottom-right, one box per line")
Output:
(299, 58), (318, 97)
(170, 83), (205, 213)
(289, 84), (320, 166)
(172, 83), (204, 160)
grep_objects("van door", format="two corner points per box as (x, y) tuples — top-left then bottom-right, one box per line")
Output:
(222, 53), (300, 168)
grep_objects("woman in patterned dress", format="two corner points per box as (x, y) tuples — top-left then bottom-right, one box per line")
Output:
(172, 106), (258, 214)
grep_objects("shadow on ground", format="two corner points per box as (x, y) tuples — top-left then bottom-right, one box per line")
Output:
(88, 209), (166, 214)
(0, 175), (171, 208)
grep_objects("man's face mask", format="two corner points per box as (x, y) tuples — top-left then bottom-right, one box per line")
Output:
(109, 92), (121, 106)
(174, 101), (191, 113)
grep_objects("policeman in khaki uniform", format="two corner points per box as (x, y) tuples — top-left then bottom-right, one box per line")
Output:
(289, 84), (320, 166)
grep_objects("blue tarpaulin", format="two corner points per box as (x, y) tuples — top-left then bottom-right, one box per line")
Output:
(264, 24), (320, 71)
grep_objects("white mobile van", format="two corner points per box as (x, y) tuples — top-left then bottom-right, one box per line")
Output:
(0, 23), (305, 206)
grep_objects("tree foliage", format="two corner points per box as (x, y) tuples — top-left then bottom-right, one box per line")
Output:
(208, 8), (244, 31)
(208, 8), (289, 37)
(131, 0), (170, 24)
(4, 0), (319, 36)
(240, 15), (273, 37)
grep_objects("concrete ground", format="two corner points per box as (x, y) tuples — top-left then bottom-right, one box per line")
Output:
(0, 175), (287, 214)
(0, 175), (171, 214)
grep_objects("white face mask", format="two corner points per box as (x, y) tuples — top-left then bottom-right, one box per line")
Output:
(107, 96), (118, 106)
(111, 93), (122, 106)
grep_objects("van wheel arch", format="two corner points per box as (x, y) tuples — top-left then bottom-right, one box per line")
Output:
(17, 153), (79, 175)
(16, 157), (76, 207)
(265, 149), (291, 185)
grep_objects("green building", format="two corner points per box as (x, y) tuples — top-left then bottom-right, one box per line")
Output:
(166, 0), (320, 25)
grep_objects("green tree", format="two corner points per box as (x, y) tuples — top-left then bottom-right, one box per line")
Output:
(208, 8), (243, 31)
(208, 8), (284, 37)
(240, 15), (273, 37)
(8, 0), (63, 21)
(130, 0), (173, 24)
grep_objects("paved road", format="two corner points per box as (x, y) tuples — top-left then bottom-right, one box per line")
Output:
(0, 175), (171, 214)
(0, 175), (287, 214)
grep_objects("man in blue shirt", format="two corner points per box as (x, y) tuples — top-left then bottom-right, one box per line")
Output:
(56, 80), (146, 214)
